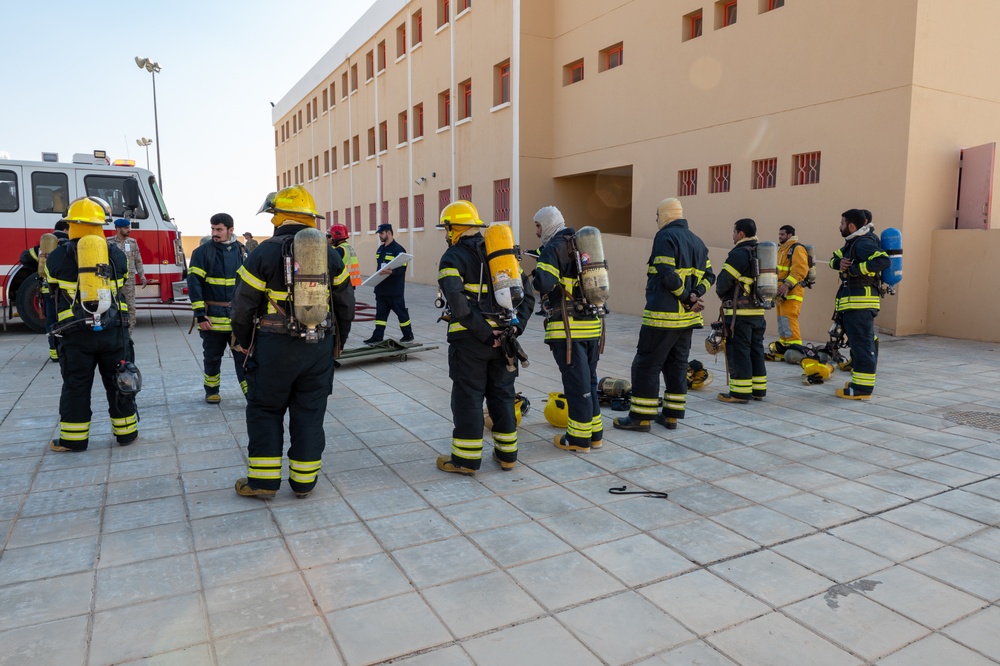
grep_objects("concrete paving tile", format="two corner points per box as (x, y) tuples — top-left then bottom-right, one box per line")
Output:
(862, 565), (987, 629)
(774, 534), (893, 583)
(964, 477), (1000, 501)
(104, 495), (188, 533)
(6, 507), (101, 548)
(626, 439), (702, 463)
(17, 483), (105, 517)
(0, 535), (98, 586)
(764, 493), (864, 529)
(205, 572), (320, 637)
(710, 550), (833, 608)
(423, 570), (543, 638)
(829, 517), (943, 562)
(894, 460), (987, 488)
(330, 465), (408, 495)
(284, 522), (381, 569)
(712, 505), (815, 546)
(96, 553), (200, 611)
(90, 593), (209, 666)
(475, 464), (555, 494)
(879, 503), (988, 542)
(755, 439), (829, 463)
(469, 520), (572, 567)
(105, 472), (184, 505)
(538, 506), (639, 548)
(99, 522), (194, 568)
(411, 475), (496, 506)
(667, 483), (754, 516)
(436, 495), (529, 533)
(875, 632), (996, 666)
(806, 452), (886, 479)
(387, 645), (472, 666)
(179, 465), (246, 494)
(954, 527), (1000, 563)
(463, 616), (602, 666)
(369, 440), (435, 464)
(906, 546), (1000, 601)
(617, 463), (701, 492)
(0, 473), (32, 500)
(650, 518), (759, 565)
(636, 641), (739, 665)
(587, 448), (659, 473)
(923, 489), (1000, 525)
(305, 552), (413, 612)
(392, 535), (496, 587)
(531, 455), (614, 483)
(121, 643), (215, 665)
(784, 591), (932, 661)
(557, 591), (695, 665)
(190, 507), (279, 551)
(584, 534), (697, 586)
(197, 538), (297, 589)
(503, 484), (592, 519)
(107, 455), (180, 483)
(934, 450), (1000, 476)
(670, 456), (747, 482)
(814, 480), (909, 514)
(713, 473), (800, 503)
(0, 573), (94, 631)
(269, 497), (358, 534)
(215, 617), (342, 666)
(942, 606), (1000, 659)
(642, 569), (771, 635)
(714, 446), (790, 471)
(601, 493), (700, 530)
(327, 593), (451, 666)
(510, 551), (625, 611)
(344, 485), (429, 519)
(562, 473), (638, 505)
(712, 613), (860, 664)
(366, 507), (458, 550)
(0, 616), (89, 666)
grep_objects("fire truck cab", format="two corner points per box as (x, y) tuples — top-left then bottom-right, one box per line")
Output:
(0, 151), (187, 333)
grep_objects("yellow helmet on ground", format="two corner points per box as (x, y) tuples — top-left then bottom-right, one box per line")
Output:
(65, 197), (110, 225)
(543, 392), (569, 428)
(438, 200), (487, 245)
(801, 358), (834, 384)
(258, 185), (323, 227)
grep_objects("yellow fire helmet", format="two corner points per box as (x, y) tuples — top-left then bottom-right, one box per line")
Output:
(438, 200), (487, 245)
(543, 391), (569, 429)
(64, 197), (110, 226)
(258, 185), (324, 227)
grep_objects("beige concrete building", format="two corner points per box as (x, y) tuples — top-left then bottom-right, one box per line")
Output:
(274, 0), (1000, 343)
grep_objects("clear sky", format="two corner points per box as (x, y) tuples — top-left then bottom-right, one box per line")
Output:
(0, 0), (376, 239)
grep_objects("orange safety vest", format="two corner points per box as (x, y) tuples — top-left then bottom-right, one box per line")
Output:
(345, 243), (362, 287)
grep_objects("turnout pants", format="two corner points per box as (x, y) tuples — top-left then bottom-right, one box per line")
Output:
(776, 297), (802, 346)
(447, 337), (518, 470)
(550, 338), (603, 448)
(726, 316), (767, 398)
(370, 295), (412, 339)
(200, 329), (247, 396)
(842, 309), (877, 395)
(628, 327), (693, 421)
(56, 326), (138, 450)
(244, 332), (335, 493)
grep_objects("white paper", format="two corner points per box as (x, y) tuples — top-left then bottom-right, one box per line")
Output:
(360, 252), (413, 288)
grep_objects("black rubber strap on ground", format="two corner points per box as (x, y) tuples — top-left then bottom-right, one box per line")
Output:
(608, 485), (669, 499)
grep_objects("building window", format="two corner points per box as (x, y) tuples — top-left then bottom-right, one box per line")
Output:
(399, 197), (409, 231)
(331, 147), (337, 171)
(352, 135), (360, 163)
(564, 59), (584, 86)
(459, 79), (472, 120)
(351, 64), (358, 91)
(709, 164), (731, 193)
(439, 90), (451, 128)
(382, 201), (389, 226)
(292, 114), (298, 134)
(341, 72), (348, 98)
(439, 188), (451, 214)
(312, 97), (318, 121)
(306, 101), (311, 124)
(600, 43), (623, 72)
(329, 82), (336, 107)
(354, 205), (361, 233)
(397, 23), (407, 57)
(494, 59), (510, 106)
(413, 103), (424, 138)
(377, 40), (386, 72)
(684, 10), (703, 41)
(274, 130), (279, 147)
(322, 89), (328, 112)
(313, 156), (319, 179)
(438, 0), (450, 28)
(298, 110), (303, 130)
(414, 193), (425, 229)
(494, 178), (510, 221)
(412, 10), (423, 45)
(343, 140), (350, 167)
(369, 203), (377, 232)
(398, 110), (408, 144)
(332, 210), (339, 225)
(792, 152), (821, 185)
(345, 207), (352, 231)
(379, 121), (388, 152)
(760, 0), (784, 11)
(459, 184), (472, 201)
(281, 125), (286, 142)
(752, 157), (778, 190)
(678, 169), (698, 197)
(365, 51), (374, 80)
(367, 127), (376, 157)
(294, 165), (299, 183)
(307, 158), (313, 180)
(458, 0), (471, 12)
(717, 0), (738, 28)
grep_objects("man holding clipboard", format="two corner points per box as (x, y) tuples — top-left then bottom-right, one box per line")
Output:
(364, 223), (414, 343)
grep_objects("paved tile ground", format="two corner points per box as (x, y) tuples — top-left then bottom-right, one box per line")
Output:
(0, 282), (998, 665)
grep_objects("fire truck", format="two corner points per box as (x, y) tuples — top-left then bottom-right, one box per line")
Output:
(0, 151), (187, 332)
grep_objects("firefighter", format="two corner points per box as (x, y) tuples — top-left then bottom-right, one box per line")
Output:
(20, 219), (70, 361)
(614, 198), (714, 431)
(716, 218), (767, 403)
(531, 206), (604, 452)
(364, 223), (413, 343)
(45, 197), (138, 451)
(230, 185), (354, 498)
(435, 201), (534, 474)
(831, 208), (889, 400)
(109, 218), (147, 336)
(187, 213), (247, 402)
(328, 223), (362, 289)
(768, 224), (810, 358)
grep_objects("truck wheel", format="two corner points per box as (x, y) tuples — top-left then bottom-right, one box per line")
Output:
(15, 273), (48, 333)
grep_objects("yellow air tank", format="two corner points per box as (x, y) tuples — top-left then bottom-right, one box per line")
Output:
(576, 226), (610, 308)
(292, 227), (330, 342)
(483, 223), (523, 320)
(38, 233), (58, 277)
(77, 234), (112, 328)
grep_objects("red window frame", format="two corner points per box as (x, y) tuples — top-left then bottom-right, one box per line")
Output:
(677, 169), (697, 197)
(462, 81), (472, 119)
(345, 207), (352, 231)
(414, 193), (425, 229)
(752, 158), (778, 190)
(369, 203), (377, 232)
(332, 210), (338, 225)
(494, 178), (510, 221)
(709, 164), (731, 194)
(439, 189), (451, 214)
(723, 1), (737, 27)
(459, 0), (470, 11)
(605, 45), (623, 70)
(379, 121), (388, 152)
(354, 205), (361, 233)
(570, 61), (584, 84)
(399, 197), (409, 231)
(399, 110), (408, 143)
(458, 184), (472, 201)
(440, 0), (450, 27)
(414, 103), (424, 137)
(690, 11), (703, 39)
(398, 24), (407, 57)
(768, 0), (784, 10)
(793, 152), (821, 185)
(500, 63), (510, 104)
(443, 91), (451, 126)
(414, 11), (423, 45)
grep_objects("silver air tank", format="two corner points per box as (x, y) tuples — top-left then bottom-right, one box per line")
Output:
(755, 240), (778, 306)
(292, 227), (330, 342)
(575, 226), (610, 308)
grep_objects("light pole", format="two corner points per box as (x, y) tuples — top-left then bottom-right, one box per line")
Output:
(134, 56), (162, 189)
(136, 137), (153, 170)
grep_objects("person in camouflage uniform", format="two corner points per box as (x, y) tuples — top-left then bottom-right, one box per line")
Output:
(109, 218), (146, 336)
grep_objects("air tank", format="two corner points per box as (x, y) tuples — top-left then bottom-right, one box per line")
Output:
(292, 227), (330, 342)
(483, 223), (523, 321)
(77, 235), (112, 328)
(576, 226), (610, 307)
(801, 243), (817, 286)
(880, 227), (903, 288)
(755, 240), (778, 305)
(38, 233), (58, 277)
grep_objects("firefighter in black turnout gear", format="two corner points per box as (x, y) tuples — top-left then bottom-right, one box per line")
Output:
(21, 219), (70, 361)
(187, 213), (247, 402)
(230, 186), (354, 499)
(364, 223), (413, 343)
(46, 197), (138, 451)
(532, 206), (604, 452)
(435, 201), (534, 474)
(716, 218), (767, 403)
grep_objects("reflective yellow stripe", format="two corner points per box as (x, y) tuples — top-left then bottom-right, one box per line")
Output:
(536, 262), (559, 278)
(652, 256), (676, 266)
(237, 265), (266, 291)
(205, 276), (236, 286)
(438, 267), (460, 279)
(189, 266), (206, 278)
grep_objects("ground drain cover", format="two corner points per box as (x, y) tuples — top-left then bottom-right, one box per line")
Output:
(945, 411), (1000, 431)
